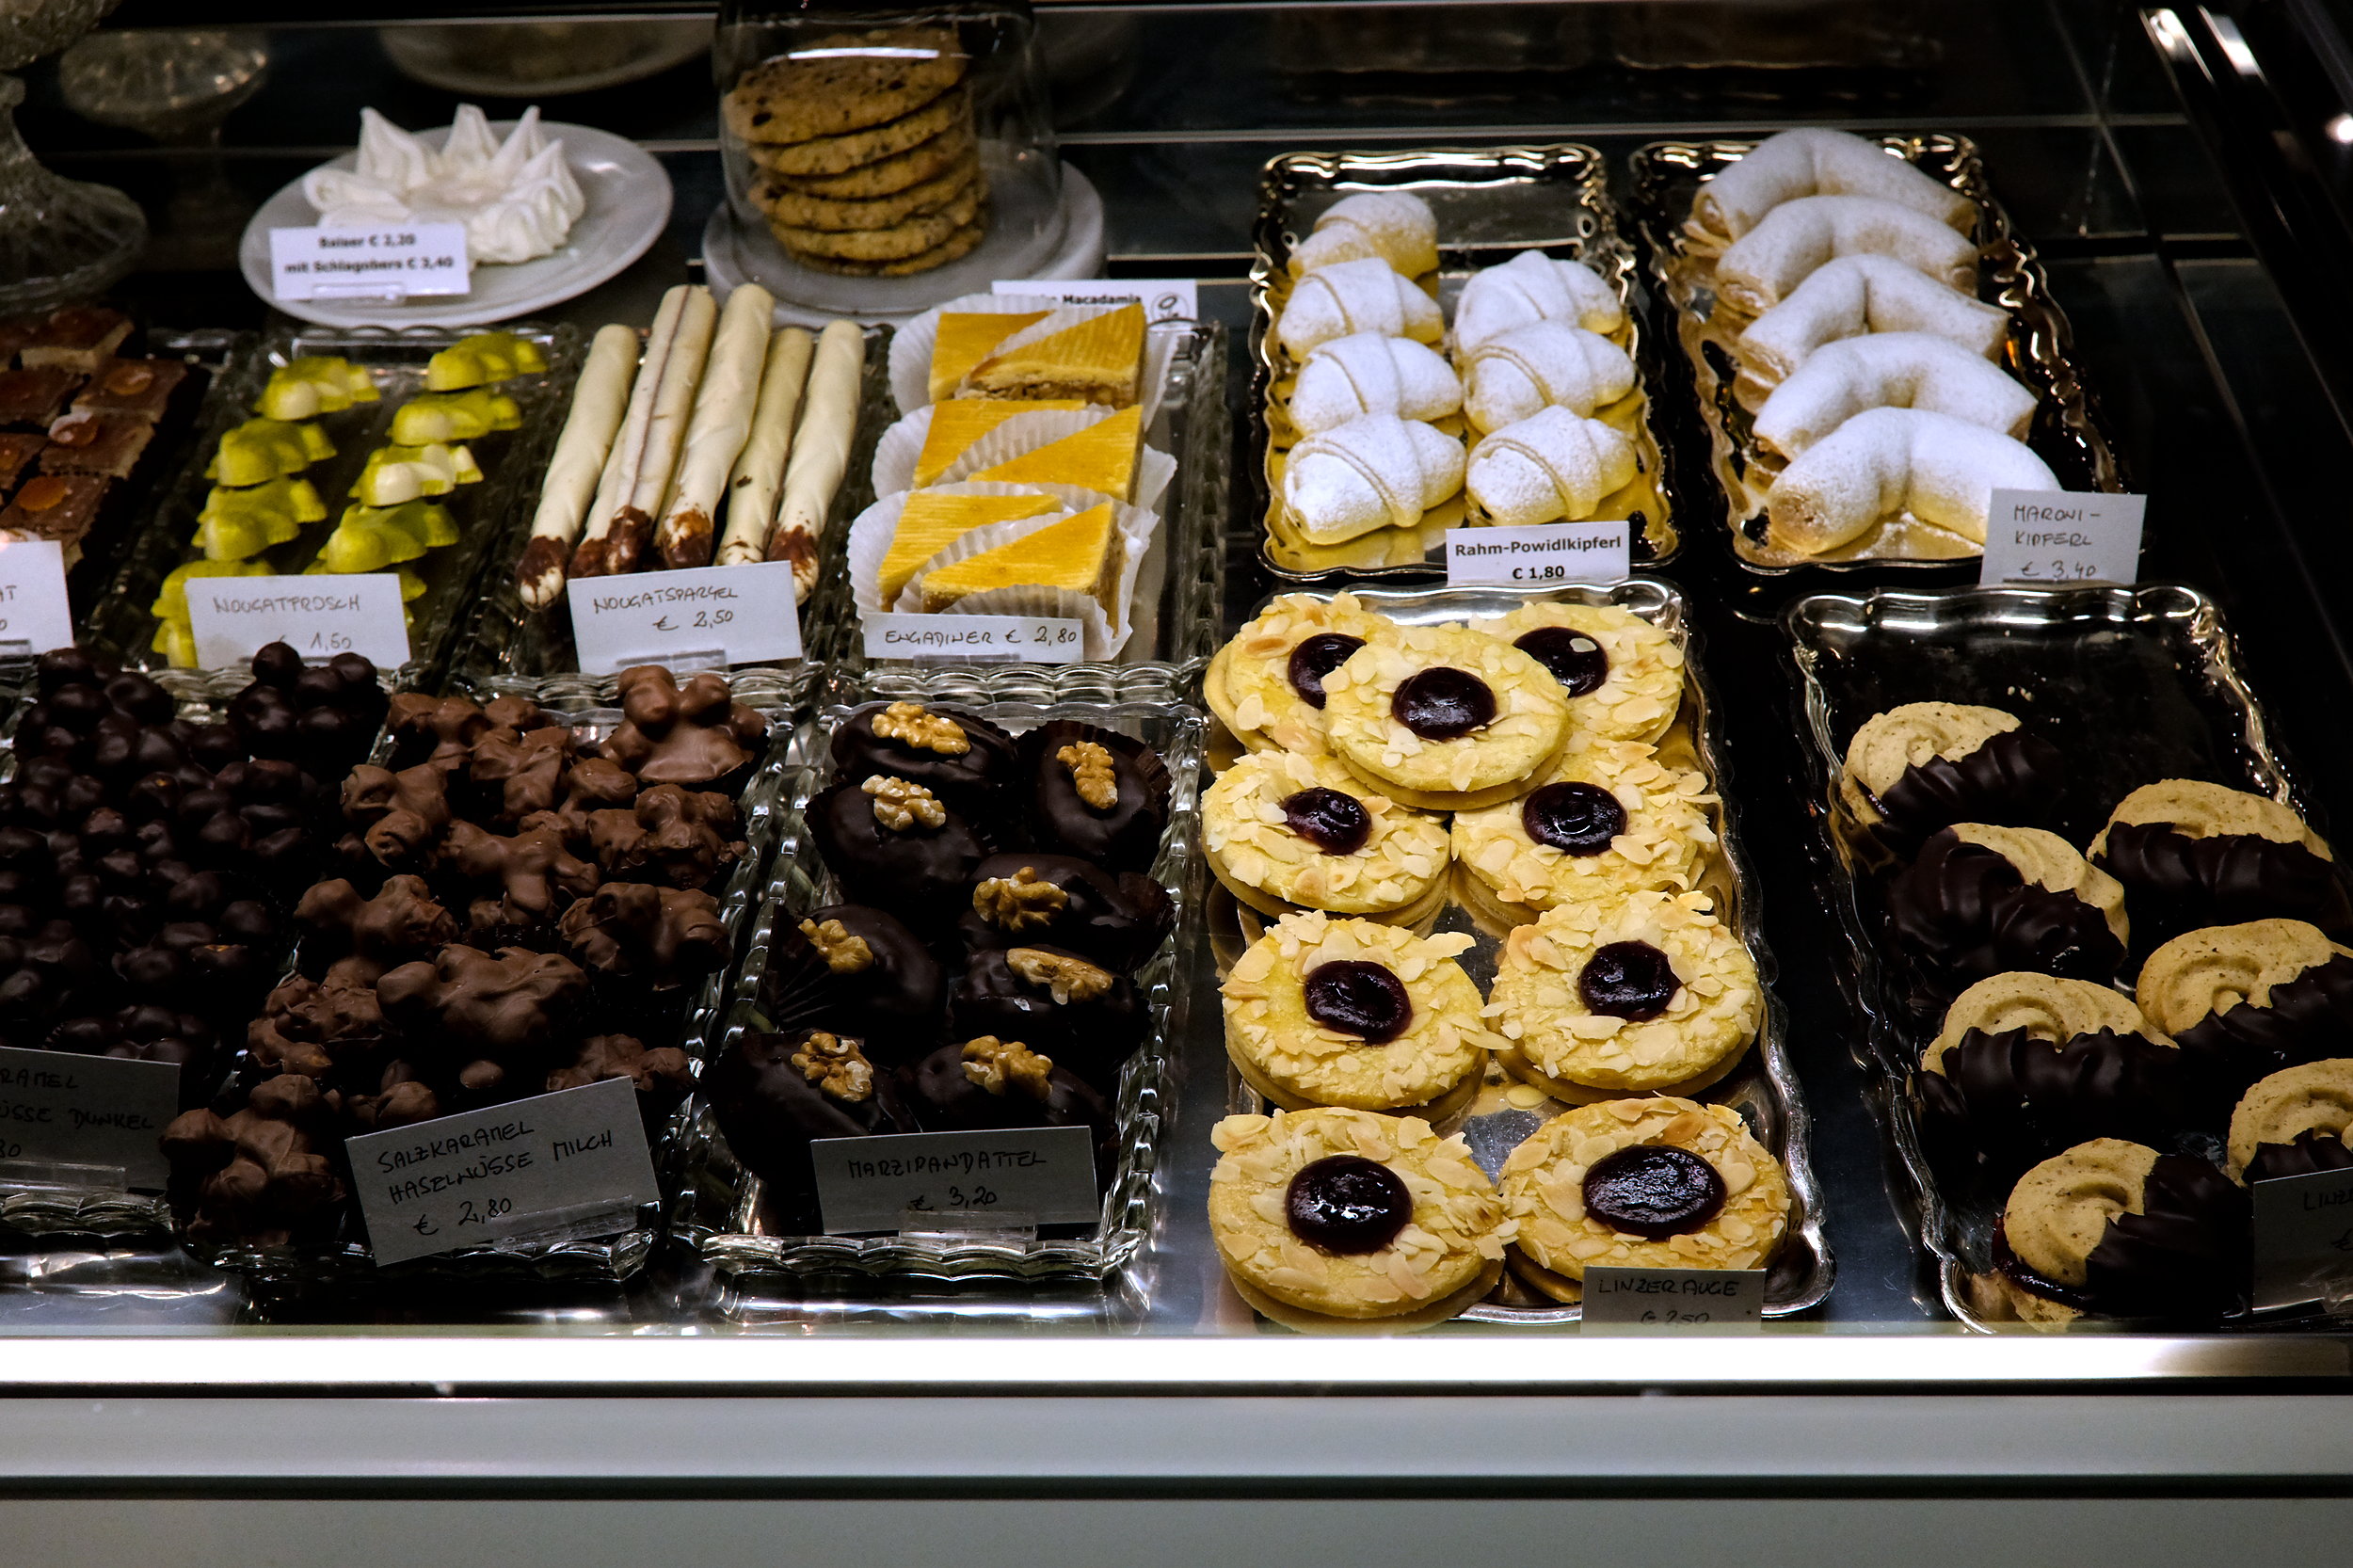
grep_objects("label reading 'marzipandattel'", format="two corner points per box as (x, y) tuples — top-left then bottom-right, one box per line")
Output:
(2252, 1165), (2353, 1311)
(1580, 1266), (1767, 1328)
(268, 223), (471, 303)
(344, 1077), (658, 1267)
(1446, 521), (1630, 587)
(1978, 488), (2147, 587)
(862, 612), (1084, 664)
(808, 1126), (1100, 1235)
(0, 1047), (182, 1191)
(566, 559), (802, 675)
(184, 573), (412, 671)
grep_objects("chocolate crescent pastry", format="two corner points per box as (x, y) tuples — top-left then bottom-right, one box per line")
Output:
(829, 700), (1016, 817)
(2137, 919), (2353, 1103)
(1838, 702), (2061, 853)
(2090, 780), (2348, 952)
(707, 1029), (915, 1234)
(956, 852), (1175, 971)
(1884, 824), (2128, 1003)
(1014, 720), (1171, 873)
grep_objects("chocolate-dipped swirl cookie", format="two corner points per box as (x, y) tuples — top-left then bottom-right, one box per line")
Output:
(1987, 1138), (2249, 1322)
(2137, 919), (2353, 1104)
(1885, 824), (2128, 1003)
(2227, 1059), (2353, 1184)
(1838, 702), (2061, 852)
(2090, 780), (2347, 952)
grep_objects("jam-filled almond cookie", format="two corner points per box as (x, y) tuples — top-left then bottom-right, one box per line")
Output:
(1203, 749), (1449, 924)
(2227, 1060), (2353, 1183)
(1209, 1106), (1508, 1328)
(1885, 824), (2128, 1000)
(1321, 624), (1571, 811)
(1451, 735), (1718, 932)
(1499, 1096), (1790, 1302)
(1204, 592), (1395, 756)
(1913, 972), (2185, 1174)
(2136, 919), (2353, 1102)
(1222, 911), (1495, 1123)
(1977, 1138), (2248, 1324)
(1837, 701), (2063, 850)
(2090, 780), (2347, 950)
(1472, 600), (1682, 744)
(1485, 888), (1762, 1102)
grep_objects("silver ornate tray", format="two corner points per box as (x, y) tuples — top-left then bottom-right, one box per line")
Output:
(1206, 580), (1833, 1323)
(1627, 134), (2122, 576)
(1249, 145), (1683, 583)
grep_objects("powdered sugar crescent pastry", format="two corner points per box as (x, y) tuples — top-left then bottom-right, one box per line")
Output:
(1460, 320), (1635, 435)
(1276, 257), (1444, 360)
(1692, 128), (1976, 240)
(1452, 250), (1625, 352)
(1753, 331), (2036, 458)
(1765, 406), (2057, 555)
(1282, 414), (1465, 545)
(1290, 332), (1463, 437)
(1738, 255), (2009, 388)
(1715, 195), (1979, 315)
(1465, 406), (1638, 527)
(1289, 190), (1441, 280)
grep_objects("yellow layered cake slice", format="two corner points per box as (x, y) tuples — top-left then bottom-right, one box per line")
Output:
(919, 501), (1120, 615)
(968, 405), (1144, 499)
(878, 489), (1061, 604)
(928, 310), (1048, 404)
(966, 303), (1147, 407)
(913, 398), (1086, 488)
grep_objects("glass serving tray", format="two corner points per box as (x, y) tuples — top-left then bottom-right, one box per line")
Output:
(1784, 583), (2341, 1330)
(1204, 580), (1833, 1324)
(81, 322), (584, 690)
(1627, 134), (2121, 578)
(1248, 145), (1682, 583)
(671, 694), (1202, 1291)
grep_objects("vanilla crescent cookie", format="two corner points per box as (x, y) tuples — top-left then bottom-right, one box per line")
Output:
(2135, 918), (2353, 1099)
(1982, 1138), (2247, 1323)
(1500, 1096), (1790, 1302)
(2227, 1060), (2353, 1184)
(1836, 700), (2061, 841)
(1205, 592), (1396, 757)
(1321, 623), (1571, 811)
(1209, 1106), (1508, 1327)
(1485, 888), (1762, 1102)
(1222, 911), (1496, 1123)
(1472, 600), (1682, 744)
(1204, 749), (1449, 923)
(2089, 779), (2344, 945)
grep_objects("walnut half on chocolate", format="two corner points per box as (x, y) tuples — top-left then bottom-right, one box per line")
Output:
(872, 701), (968, 757)
(973, 866), (1068, 931)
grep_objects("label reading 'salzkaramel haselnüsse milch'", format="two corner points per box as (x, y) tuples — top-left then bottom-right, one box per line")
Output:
(2252, 1165), (2353, 1311)
(808, 1126), (1100, 1235)
(0, 1047), (182, 1191)
(1445, 521), (1630, 588)
(1579, 1265), (1766, 1328)
(1977, 489), (2146, 587)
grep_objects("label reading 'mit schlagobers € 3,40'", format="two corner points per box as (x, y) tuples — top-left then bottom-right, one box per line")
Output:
(1446, 521), (1630, 588)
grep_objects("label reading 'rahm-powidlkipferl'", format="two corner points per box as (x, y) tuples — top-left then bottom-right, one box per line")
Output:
(566, 559), (802, 675)
(0, 1047), (182, 1191)
(862, 612), (1084, 664)
(808, 1126), (1100, 1235)
(1446, 521), (1630, 588)
(2252, 1165), (2353, 1311)
(1978, 489), (2147, 587)
(344, 1077), (659, 1267)
(184, 572), (411, 671)
(1579, 1266), (1767, 1328)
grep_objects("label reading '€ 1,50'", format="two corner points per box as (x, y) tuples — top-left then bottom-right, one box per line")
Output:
(808, 1126), (1101, 1235)
(0, 1046), (182, 1191)
(184, 571), (412, 671)
(862, 612), (1084, 664)
(1446, 520), (1631, 588)
(268, 223), (471, 303)
(566, 559), (803, 675)
(1978, 488), (2147, 587)
(1579, 1266), (1767, 1328)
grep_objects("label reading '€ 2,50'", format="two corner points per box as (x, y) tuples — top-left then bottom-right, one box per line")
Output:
(566, 559), (803, 675)
(1978, 488), (2147, 587)
(184, 571), (412, 671)
(268, 223), (471, 302)
(1446, 521), (1631, 588)
(862, 612), (1084, 664)
(1579, 1266), (1767, 1328)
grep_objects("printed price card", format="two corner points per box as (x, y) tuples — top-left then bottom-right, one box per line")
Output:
(1580, 1266), (1766, 1329)
(0, 538), (75, 656)
(1978, 489), (2147, 586)
(566, 560), (802, 675)
(185, 571), (411, 671)
(0, 1047), (181, 1191)
(344, 1078), (659, 1267)
(2252, 1165), (2353, 1311)
(808, 1126), (1100, 1235)
(993, 277), (1199, 324)
(1446, 521), (1630, 587)
(269, 223), (471, 302)
(863, 612), (1085, 664)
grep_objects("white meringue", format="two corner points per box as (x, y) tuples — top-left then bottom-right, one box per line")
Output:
(303, 104), (586, 266)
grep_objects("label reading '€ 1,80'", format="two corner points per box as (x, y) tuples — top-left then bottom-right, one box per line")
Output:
(862, 612), (1084, 664)
(268, 223), (471, 302)
(1978, 488), (2147, 587)
(0, 1046), (182, 1191)
(184, 571), (412, 671)
(566, 559), (803, 675)
(808, 1126), (1100, 1235)
(1446, 521), (1631, 587)
(1579, 1266), (1767, 1328)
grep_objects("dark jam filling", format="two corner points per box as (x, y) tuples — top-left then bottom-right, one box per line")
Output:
(1522, 781), (1626, 856)
(1581, 1144), (1727, 1239)
(1279, 787), (1371, 856)
(1303, 959), (1413, 1044)
(1286, 1154), (1412, 1255)
(1285, 633), (1367, 711)
(1391, 666), (1497, 741)
(1513, 627), (1609, 697)
(1578, 939), (1679, 1021)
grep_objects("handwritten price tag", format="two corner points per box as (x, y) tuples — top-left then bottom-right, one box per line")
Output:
(0, 1047), (181, 1192)
(808, 1126), (1099, 1235)
(1580, 1266), (1766, 1329)
(269, 223), (471, 302)
(2251, 1165), (2353, 1311)
(1446, 521), (1630, 587)
(184, 572), (411, 671)
(1979, 489), (2146, 586)
(0, 538), (74, 657)
(862, 612), (1085, 664)
(566, 560), (803, 675)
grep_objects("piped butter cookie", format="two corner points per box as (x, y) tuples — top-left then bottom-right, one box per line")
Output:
(1837, 701), (2062, 848)
(1979, 1138), (2248, 1324)
(1205, 592), (1396, 756)
(1203, 749), (1449, 923)
(2226, 1060), (2353, 1183)
(2136, 919), (2353, 1101)
(1472, 600), (1682, 744)
(1884, 824), (2128, 1000)
(1321, 623), (1571, 811)
(2089, 780), (2346, 949)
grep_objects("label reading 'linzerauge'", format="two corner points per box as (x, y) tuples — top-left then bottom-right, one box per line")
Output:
(862, 612), (1084, 664)
(1445, 521), (1630, 588)
(2252, 1165), (2353, 1312)
(1978, 488), (2147, 587)
(1579, 1266), (1766, 1329)
(0, 1047), (182, 1191)
(566, 559), (802, 675)
(184, 572), (411, 671)
(808, 1126), (1100, 1236)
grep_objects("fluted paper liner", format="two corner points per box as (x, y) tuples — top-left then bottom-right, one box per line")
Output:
(888, 292), (1179, 424)
(871, 404), (1176, 510)
(888, 492), (1160, 661)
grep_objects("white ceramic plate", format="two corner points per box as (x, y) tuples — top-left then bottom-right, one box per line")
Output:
(238, 120), (672, 328)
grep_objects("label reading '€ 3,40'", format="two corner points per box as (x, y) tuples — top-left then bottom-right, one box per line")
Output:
(269, 223), (471, 302)
(1978, 488), (2147, 587)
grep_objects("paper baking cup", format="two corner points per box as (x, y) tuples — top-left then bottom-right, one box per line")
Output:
(886, 292), (1180, 424)
(847, 479), (1114, 617)
(870, 404), (1176, 511)
(894, 493), (1160, 661)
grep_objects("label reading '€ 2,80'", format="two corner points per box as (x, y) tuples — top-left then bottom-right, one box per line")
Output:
(1579, 1266), (1767, 1328)
(184, 571), (412, 671)
(1446, 521), (1631, 587)
(862, 612), (1084, 664)
(1978, 488), (2147, 587)
(268, 223), (471, 302)
(566, 559), (803, 675)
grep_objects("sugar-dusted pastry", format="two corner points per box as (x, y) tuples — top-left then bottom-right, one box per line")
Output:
(1982, 1139), (2246, 1323)
(1289, 189), (1441, 280)
(1885, 824), (2130, 998)
(1472, 600), (1682, 744)
(1692, 128), (1977, 240)
(1275, 256), (1444, 360)
(1766, 406), (2057, 555)
(1464, 406), (1637, 527)
(1486, 888), (1762, 1101)
(1280, 413), (1465, 546)
(1500, 1097), (1789, 1301)
(1204, 748), (1450, 923)
(1204, 592), (1397, 756)
(1459, 320), (1635, 435)
(1715, 195), (1979, 314)
(964, 302), (1147, 408)
(1321, 623), (1571, 811)
(916, 502), (1119, 616)
(1451, 249), (1625, 353)
(2089, 780), (2344, 948)
(1753, 331), (2036, 459)
(1289, 332), (1462, 437)
(1209, 1106), (1508, 1327)
(1836, 701), (2061, 844)
(1222, 911), (1494, 1122)
(2137, 920), (2353, 1102)
(2227, 1060), (2353, 1183)
(1738, 254), (2010, 387)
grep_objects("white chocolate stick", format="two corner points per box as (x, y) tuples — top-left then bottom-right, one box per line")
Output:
(571, 285), (686, 580)
(656, 283), (774, 570)
(766, 319), (864, 600)
(608, 284), (716, 575)
(519, 324), (640, 609)
(717, 326), (813, 566)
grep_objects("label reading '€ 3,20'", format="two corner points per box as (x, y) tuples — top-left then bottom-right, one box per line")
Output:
(1446, 521), (1630, 588)
(1579, 1266), (1767, 1328)
(808, 1126), (1100, 1235)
